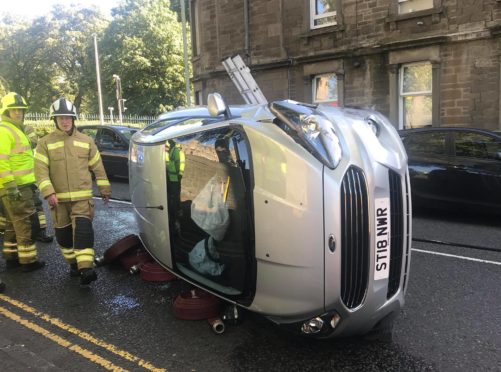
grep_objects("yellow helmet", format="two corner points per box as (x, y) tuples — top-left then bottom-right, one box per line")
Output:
(0, 92), (28, 115)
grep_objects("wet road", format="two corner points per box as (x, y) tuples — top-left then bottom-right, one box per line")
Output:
(0, 186), (500, 371)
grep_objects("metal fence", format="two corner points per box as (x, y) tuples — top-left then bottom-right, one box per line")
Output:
(25, 113), (156, 131)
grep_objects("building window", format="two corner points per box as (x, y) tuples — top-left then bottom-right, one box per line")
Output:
(190, 0), (200, 56)
(310, 0), (336, 29)
(312, 73), (338, 106)
(398, 0), (433, 14)
(195, 91), (203, 105)
(399, 62), (432, 129)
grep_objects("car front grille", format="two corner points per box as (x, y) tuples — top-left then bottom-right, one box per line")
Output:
(387, 170), (404, 299)
(340, 166), (369, 309)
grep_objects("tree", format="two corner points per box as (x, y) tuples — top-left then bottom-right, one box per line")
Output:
(0, 7), (109, 113)
(0, 16), (56, 112)
(101, 0), (187, 116)
(42, 4), (110, 113)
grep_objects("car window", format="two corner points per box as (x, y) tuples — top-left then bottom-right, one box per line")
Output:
(80, 128), (97, 139)
(455, 132), (501, 160)
(404, 132), (447, 156)
(98, 129), (122, 149)
(118, 128), (137, 141)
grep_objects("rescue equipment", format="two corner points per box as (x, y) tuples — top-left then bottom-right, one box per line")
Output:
(139, 262), (177, 282)
(222, 55), (267, 105)
(207, 317), (225, 334)
(102, 234), (142, 264)
(172, 288), (221, 321)
(120, 249), (153, 271)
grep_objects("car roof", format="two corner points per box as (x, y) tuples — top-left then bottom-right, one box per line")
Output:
(157, 105), (249, 120)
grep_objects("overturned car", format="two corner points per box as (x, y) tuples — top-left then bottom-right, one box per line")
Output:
(129, 93), (411, 338)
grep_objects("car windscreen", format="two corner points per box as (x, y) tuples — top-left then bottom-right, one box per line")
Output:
(119, 128), (138, 141)
(269, 100), (342, 169)
(142, 117), (222, 136)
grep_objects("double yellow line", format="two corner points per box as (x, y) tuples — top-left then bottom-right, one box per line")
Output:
(0, 294), (165, 371)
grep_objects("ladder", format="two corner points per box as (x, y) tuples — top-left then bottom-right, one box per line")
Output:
(222, 55), (268, 105)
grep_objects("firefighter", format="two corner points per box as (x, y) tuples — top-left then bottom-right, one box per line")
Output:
(34, 98), (111, 285)
(165, 139), (185, 227)
(0, 92), (45, 272)
(25, 125), (53, 243)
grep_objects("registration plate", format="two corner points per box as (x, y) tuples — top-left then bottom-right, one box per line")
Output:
(374, 198), (391, 280)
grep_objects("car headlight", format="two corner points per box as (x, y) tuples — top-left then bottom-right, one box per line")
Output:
(366, 118), (380, 137)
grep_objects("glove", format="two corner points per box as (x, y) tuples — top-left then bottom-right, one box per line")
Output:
(6, 188), (22, 201)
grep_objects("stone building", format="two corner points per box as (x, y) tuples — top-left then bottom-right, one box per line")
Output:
(189, 0), (501, 130)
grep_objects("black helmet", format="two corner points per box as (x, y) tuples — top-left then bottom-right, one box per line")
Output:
(49, 98), (77, 119)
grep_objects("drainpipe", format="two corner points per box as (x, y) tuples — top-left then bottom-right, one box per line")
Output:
(244, 0), (250, 64)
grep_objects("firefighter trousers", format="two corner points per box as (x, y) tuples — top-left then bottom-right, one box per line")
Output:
(1, 185), (40, 264)
(51, 199), (95, 270)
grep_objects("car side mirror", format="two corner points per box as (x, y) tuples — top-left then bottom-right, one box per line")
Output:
(207, 93), (231, 119)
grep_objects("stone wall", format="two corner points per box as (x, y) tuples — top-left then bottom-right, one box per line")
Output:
(192, 0), (501, 129)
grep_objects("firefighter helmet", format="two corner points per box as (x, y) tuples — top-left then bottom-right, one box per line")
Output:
(0, 92), (28, 115)
(49, 98), (77, 119)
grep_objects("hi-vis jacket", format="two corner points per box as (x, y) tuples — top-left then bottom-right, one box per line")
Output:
(0, 116), (36, 194)
(34, 128), (111, 202)
(165, 143), (185, 182)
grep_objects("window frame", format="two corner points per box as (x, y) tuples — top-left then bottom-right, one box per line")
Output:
(399, 62), (433, 129)
(312, 72), (338, 105)
(310, 0), (337, 30)
(398, 0), (434, 15)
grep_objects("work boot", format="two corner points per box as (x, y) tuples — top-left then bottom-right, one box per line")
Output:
(69, 263), (79, 277)
(21, 260), (46, 272)
(80, 268), (97, 285)
(0, 279), (5, 293)
(35, 229), (54, 243)
(5, 260), (21, 269)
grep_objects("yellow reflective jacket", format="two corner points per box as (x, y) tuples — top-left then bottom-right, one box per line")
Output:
(23, 125), (38, 148)
(0, 116), (36, 193)
(34, 127), (111, 202)
(165, 144), (185, 182)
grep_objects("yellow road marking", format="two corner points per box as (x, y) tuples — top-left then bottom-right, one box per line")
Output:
(0, 306), (126, 371)
(0, 295), (166, 372)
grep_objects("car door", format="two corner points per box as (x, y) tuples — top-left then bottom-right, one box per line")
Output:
(96, 128), (129, 178)
(449, 131), (501, 210)
(403, 130), (453, 206)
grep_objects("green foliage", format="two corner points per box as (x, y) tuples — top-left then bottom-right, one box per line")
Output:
(0, 0), (190, 116)
(102, 0), (188, 115)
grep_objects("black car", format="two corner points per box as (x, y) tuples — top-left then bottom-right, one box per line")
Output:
(77, 125), (138, 179)
(399, 127), (501, 214)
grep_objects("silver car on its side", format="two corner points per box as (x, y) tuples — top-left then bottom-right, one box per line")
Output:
(129, 93), (411, 339)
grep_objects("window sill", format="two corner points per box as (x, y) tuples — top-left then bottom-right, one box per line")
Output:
(299, 24), (345, 39)
(385, 7), (443, 23)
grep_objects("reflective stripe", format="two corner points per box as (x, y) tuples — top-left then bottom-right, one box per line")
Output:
(88, 152), (101, 167)
(18, 244), (36, 252)
(0, 123), (22, 145)
(3, 249), (18, 253)
(60, 248), (76, 260)
(96, 179), (110, 186)
(0, 170), (13, 178)
(0, 154), (9, 160)
(75, 248), (94, 263)
(38, 179), (52, 191)
(73, 141), (89, 149)
(55, 190), (93, 199)
(12, 168), (34, 177)
(47, 141), (65, 150)
(34, 152), (49, 165)
(12, 144), (31, 154)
